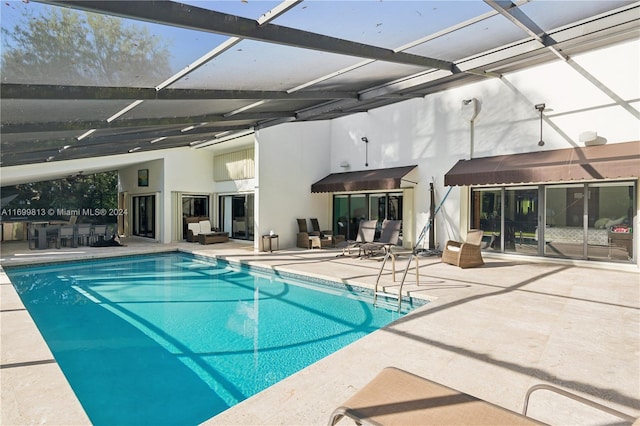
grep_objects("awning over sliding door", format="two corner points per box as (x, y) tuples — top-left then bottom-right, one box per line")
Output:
(444, 141), (640, 186)
(311, 165), (418, 193)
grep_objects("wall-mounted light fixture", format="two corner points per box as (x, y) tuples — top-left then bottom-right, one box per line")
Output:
(361, 136), (369, 167)
(535, 103), (547, 147)
(579, 130), (606, 146)
(339, 160), (350, 169)
(460, 98), (480, 122)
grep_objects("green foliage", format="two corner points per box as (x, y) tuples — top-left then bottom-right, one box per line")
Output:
(1, 172), (118, 224)
(1, 6), (171, 85)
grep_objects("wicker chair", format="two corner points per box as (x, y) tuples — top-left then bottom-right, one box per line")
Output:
(441, 229), (484, 268)
(296, 218), (332, 249)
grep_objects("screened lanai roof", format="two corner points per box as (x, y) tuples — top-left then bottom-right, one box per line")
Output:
(1, 0), (638, 167)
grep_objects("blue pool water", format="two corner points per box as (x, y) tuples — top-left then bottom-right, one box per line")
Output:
(6, 252), (419, 425)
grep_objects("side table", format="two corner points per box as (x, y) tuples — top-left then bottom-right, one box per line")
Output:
(262, 234), (279, 252)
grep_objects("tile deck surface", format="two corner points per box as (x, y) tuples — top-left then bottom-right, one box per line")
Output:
(1, 238), (638, 425)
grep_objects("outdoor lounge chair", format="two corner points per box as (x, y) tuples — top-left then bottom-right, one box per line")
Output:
(359, 219), (402, 258)
(328, 367), (638, 426)
(339, 219), (377, 256)
(328, 367), (539, 426)
(441, 229), (484, 268)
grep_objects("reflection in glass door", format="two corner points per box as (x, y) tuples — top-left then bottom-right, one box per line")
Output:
(471, 188), (502, 250)
(588, 182), (634, 261)
(349, 194), (367, 241)
(333, 195), (349, 240)
(473, 182), (634, 262)
(332, 193), (405, 241)
(504, 187), (538, 254)
(219, 194), (254, 240)
(544, 185), (585, 258)
(132, 195), (155, 238)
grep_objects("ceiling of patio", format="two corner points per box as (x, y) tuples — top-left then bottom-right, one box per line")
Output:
(1, 0), (638, 168)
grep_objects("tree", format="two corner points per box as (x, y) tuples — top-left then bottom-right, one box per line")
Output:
(1, 5), (172, 85)
(1, 172), (119, 224)
(1, 4), (170, 223)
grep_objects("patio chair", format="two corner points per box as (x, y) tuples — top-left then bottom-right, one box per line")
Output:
(90, 224), (109, 245)
(328, 367), (638, 426)
(199, 220), (216, 234)
(186, 222), (200, 242)
(310, 218), (332, 238)
(359, 219), (402, 258)
(297, 218), (331, 249)
(328, 367), (539, 426)
(56, 225), (76, 248)
(76, 224), (94, 246)
(311, 218), (344, 247)
(441, 229), (484, 268)
(338, 219), (377, 256)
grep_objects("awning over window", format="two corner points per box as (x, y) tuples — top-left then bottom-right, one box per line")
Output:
(311, 165), (418, 193)
(444, 141), (640, 186)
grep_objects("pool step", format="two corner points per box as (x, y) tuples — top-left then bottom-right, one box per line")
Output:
(373, 291), (401, 312)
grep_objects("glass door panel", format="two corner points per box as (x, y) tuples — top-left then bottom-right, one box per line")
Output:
(132, 195), (155, 238)
(471, 188), (502, 250)
(387, 193), (402, 221)
(588, 182), (634, 262)
(182, 195), (209, 217)
(232, 196), (247, 238)
(544, 185), (585, 259)
(349, 194), (367, 241)
(369, 193), (385, 238)
(245, 194), (254, 240)
(220, 196), (232, 236)
(218, 194), (254, 240)
(333, 195), (349, 240)
(504, 187), (538, 254)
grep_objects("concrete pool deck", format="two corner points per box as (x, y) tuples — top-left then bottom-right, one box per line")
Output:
(1, 238), (638, 425)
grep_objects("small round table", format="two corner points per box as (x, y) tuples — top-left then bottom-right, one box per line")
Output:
(262, 234), (279, 252)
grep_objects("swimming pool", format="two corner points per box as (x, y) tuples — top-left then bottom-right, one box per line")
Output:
(6, 252), (422, 425)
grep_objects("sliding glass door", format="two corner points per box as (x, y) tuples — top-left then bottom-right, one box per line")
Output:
(132, 195), (155, 238)
(472, 181), (634, 263)
(219, 194), (254, 240)
(332, 192), (403, 241)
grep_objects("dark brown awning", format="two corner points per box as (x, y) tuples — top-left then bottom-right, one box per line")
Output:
(311, 165), (418, 193)
(445, 141), (640, 186)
